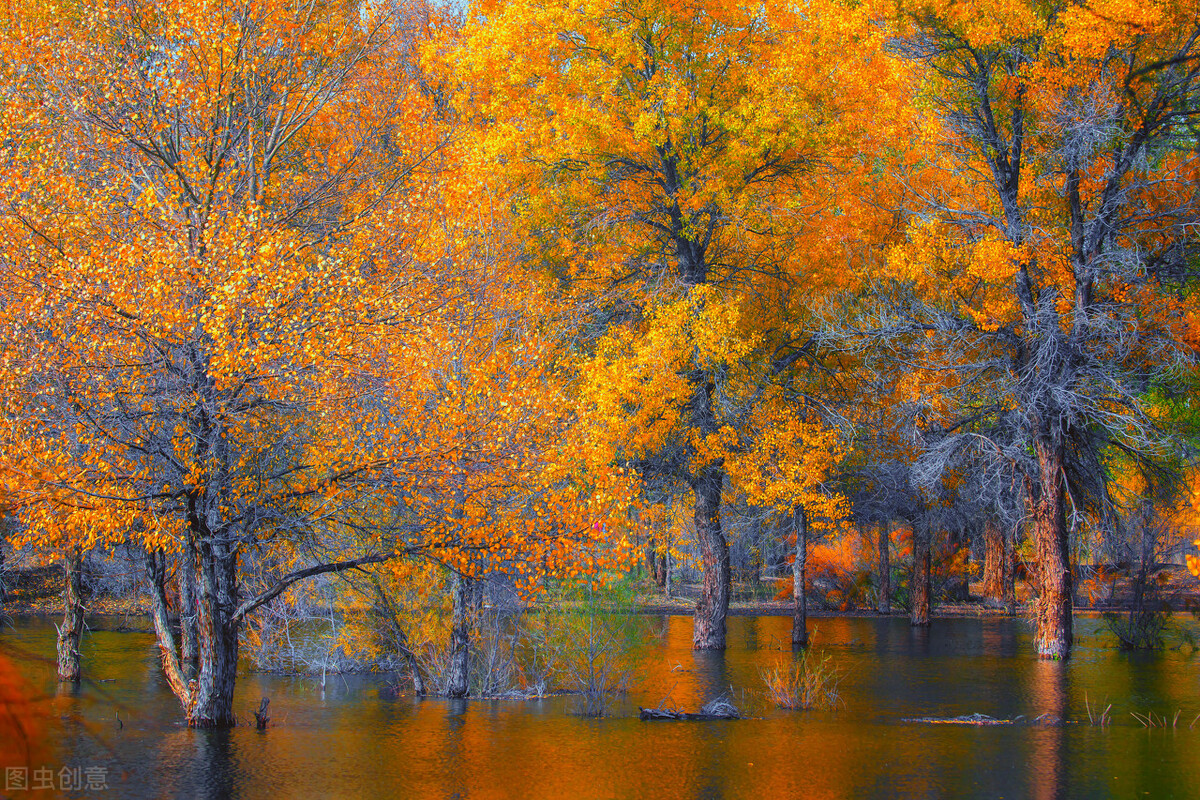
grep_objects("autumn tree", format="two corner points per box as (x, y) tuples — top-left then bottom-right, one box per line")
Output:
(453, 0), (905, 649)
(0, 0), (451, 725)
(879, 0), (1200, 657)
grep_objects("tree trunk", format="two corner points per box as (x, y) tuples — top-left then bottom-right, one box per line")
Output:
(189, 615), (240, 727)
(179, 545), (200, 681)
(373, 582), (427, 696)
(911, 519), (931, 627)
(146, 549), (194, 713)
(446, 571), (473, 697)
(1028, 436), (1072, 659)
(188, 537), (241, 727)
(877, 521), (891, 614)
(56, 547), (85, 682)
(982, 518), (1009, 603)
(692, 464), (729, 650)
(791, 506), (808, 649)
(646, 539), (668, 590)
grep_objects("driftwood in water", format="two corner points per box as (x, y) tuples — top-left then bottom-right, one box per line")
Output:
(639, 697), (741, 721)
(902, 712), (1066, 727)
(639, 707), (740, 721)
(902, 713), (1012, 726)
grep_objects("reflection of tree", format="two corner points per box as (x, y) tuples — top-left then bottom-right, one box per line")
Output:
(980, 620), (1019, 659)
(154, 728), (236, 800)
(1029, 660), (1067, 800)
(690, 650), (731, 710)
(442, 698), (469, 800)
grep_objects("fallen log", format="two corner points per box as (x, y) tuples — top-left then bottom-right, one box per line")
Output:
(639, 706), (740, 721)
(901, 713), (1012, 726)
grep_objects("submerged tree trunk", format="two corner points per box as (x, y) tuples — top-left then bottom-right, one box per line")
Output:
(982, 517), (1009, 603)
(56, 546), (85, 682)
(1028, 436), (1072, 659)
(911, 519), (932, 627)
(146, 549), (195, 715)
(692, 463), (729, 650)
(791, 506), (808, 649)
(446, 571), (474, 697)
(877, 521), (891, 614)
(189, 535), (241, 727)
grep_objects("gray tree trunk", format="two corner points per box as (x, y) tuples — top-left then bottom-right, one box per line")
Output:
(791, 506), (808, 649)
(877, 521), (891, 614)
(56, 547), (85, 682)
(446, 572), (474, 697)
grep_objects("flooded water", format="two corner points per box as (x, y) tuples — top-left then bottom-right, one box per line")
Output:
(4, 613), (1200, 798)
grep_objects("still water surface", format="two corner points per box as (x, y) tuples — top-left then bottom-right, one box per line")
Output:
(4, 614), (1200, 799)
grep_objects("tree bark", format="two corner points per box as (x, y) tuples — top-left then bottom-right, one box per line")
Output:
(692, 463), (729, 650)
(146, 548), (195, 714)
(791, 506), (808, 649)
(56, 547), (85, 682)
(188, 534), (241, 727)
(1028, 435), (1073, 659)
(179, 544), (200, 681)
(1004, 522), (1019, 614)
(446, 571), (473, 697)
(982, 517), (1008, 603)
(877, 521), (891, 614)
(911, 519), (932, 627)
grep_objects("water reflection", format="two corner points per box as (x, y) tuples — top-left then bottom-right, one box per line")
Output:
(690, 649), (730, 706)
(1030, 659), (1068, 800)
(4, 615), (1200, 799)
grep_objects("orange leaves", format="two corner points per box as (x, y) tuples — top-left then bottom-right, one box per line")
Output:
(724, 398), (848, 518)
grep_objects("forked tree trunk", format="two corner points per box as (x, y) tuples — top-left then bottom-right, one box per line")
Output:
(791, 506), (808, 649)
(146, 549), (194, 713)
(1028, 436), (1072, 659)
(56, 547), (85, 682)
(911, 520), (932, 627)
(692, 464), (730, 650)
(146, 543), (240, 727)
(982, 517), (1009, 603)
(446, 571), (474, 697)
(877, 521), (891, 614)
